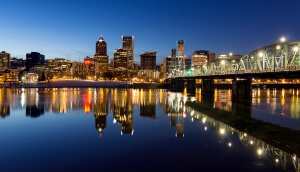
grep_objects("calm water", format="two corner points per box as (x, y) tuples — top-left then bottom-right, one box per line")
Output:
(0, 87), (299, 172)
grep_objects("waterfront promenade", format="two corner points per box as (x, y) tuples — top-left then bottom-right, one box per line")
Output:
(1, 80), (127, 88)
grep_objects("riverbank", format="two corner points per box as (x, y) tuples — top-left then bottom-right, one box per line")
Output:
(0, 80), (170, 89)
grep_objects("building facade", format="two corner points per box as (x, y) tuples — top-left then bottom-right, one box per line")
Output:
(114, 49), (128, 80)
(122, 36), (134, 76)
(94, 36), (109, 79)
(0, 51), (11, 69)
(83, 56), (95, 80)
(45, 58), (71, 79)
(192, 50), (209, 67)
(139, 52), (157, 80)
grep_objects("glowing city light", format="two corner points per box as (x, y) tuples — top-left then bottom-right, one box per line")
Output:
(293, 46), (299, 51)
(280, 37), (286, 42)
(276, 45), (281, 50)
(219, 128), (225, 135)
(257, 148), (263, 155)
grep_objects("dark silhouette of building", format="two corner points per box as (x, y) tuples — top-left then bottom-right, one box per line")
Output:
(26, 105), (44, 118)
(94, 36), (109, 79)
(10, 57), (26, 68)
(140, 52), (157, 70)
(26, 52), (45, 71)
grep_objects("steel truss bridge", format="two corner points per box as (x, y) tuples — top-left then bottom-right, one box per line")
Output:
(171, 41), (300, 77)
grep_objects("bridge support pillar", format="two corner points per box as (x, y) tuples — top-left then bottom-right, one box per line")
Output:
(232, 78), (252, 99)
(184, 78), (196, 94)
(202, 79), (214, 101)
(170, 78), (185, 92)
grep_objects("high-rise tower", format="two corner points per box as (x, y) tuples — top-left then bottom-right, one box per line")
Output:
(94, 36), (109, 79)
(122, 36), (134, 76)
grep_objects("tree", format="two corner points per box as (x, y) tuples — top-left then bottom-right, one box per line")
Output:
(103, 71), (114, 80)
(39, 73), (46, 81)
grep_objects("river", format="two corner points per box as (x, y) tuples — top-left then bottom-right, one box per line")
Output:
(0, 87), (299, 172)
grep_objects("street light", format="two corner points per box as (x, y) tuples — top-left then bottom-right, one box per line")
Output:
(280, 37), (286, 43)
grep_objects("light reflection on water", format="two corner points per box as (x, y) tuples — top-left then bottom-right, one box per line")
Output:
(0, 87), (298, 172)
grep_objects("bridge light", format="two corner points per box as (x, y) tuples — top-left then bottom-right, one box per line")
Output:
(258, 52), (263, 57)
(276, 45), (281, 50)
(293, 46), (299, 52)
(221, 60), (225, 65)
(280, 37), (286, 42)
(257, 148), (263, 155)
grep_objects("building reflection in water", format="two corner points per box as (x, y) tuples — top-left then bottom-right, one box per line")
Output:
(139, 89), (156, 120)
(0, 88), (11, 118)
(112, 89), (133, 135)
(166, 92), (188, 137)
(94, 88), (109, 136)
(0, 87), (299, 171)
(26, 88), (44, 118)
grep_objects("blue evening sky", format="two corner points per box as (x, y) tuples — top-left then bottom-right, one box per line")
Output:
(1, 0), (300, 65)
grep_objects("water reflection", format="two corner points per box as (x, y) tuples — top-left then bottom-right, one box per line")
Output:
(189, 109), (299, 172)
(0, 87), (299, 171)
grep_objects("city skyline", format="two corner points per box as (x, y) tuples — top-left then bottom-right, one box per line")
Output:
(1, 0), (300, 64)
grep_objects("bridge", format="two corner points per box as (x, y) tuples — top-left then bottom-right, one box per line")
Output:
(168, 41), (300, 99)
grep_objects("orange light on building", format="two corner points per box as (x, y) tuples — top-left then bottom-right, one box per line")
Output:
(84, 60), (92, 65)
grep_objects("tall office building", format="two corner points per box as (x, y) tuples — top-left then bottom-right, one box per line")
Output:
(26, 52), (45, 71)
(140, 52), (157, 70)
(0, 51), (11, 69)
(122, 36), (134, 75)
(94, 36), (109, 79)
(114, 49), (128, 80)
(192, 50), (209, 66)
(140, 52), (157, 79)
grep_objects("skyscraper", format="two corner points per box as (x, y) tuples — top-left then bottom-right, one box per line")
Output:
(122, 36), (134, 76)
(140, 52), (157, 79)
(114, 49), (128, 80)
(94, 36), (109, 79)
